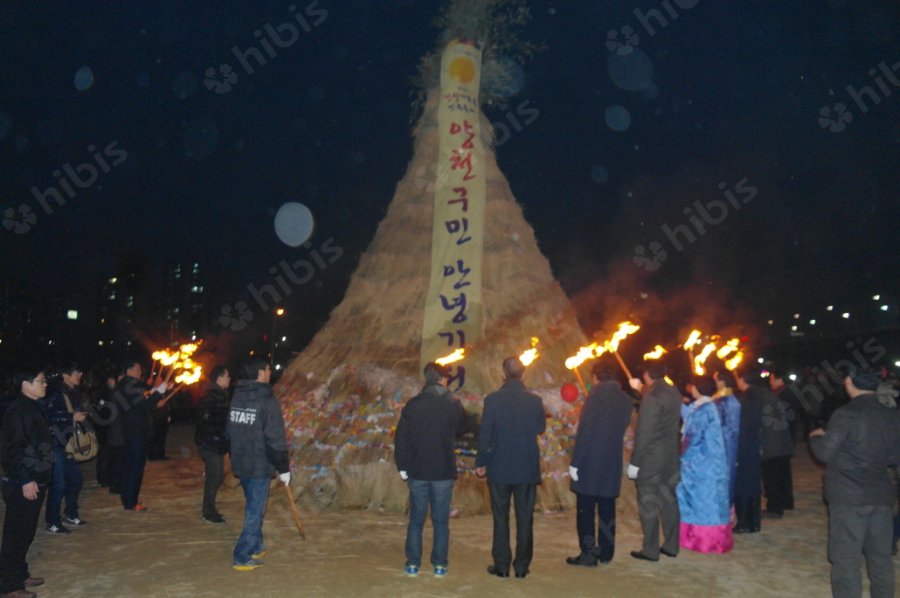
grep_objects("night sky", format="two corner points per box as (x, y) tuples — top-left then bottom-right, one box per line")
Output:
(2, 0), (899, 348)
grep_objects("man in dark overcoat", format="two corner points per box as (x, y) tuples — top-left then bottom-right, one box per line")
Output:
(567, 363), (634, 566)
(476, 357), (546, 579)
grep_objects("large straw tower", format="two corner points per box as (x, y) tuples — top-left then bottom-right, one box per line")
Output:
(277, 1), (616, 514)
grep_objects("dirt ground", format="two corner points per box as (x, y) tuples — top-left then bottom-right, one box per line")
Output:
(6, 424), (891, 598)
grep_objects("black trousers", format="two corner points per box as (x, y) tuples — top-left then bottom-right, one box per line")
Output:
(636, 477), (680, 559)
(106, 445), (124, 494)
(489, 483), (537, 575)
(198, 447), (225, 518)
(148, 417), (169, 459)
(761, 456), (794, 514)
(0, 480), (47, 594)
(121, 437), (148, 509)
(575, 493), (617, 562)
(734, 494), (761, 532)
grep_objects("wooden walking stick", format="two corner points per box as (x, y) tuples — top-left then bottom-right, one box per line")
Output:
(283, 483), (306, 539)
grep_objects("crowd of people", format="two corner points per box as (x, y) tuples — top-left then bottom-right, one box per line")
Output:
(1, 352), (897, 597)
(395, 357), (900, 598)
(0, 356), (292, 597)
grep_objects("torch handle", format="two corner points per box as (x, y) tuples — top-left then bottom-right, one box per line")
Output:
(612, 351), (634, 380)
(572, 367), (588, 395)
(283, 483), (306, 539)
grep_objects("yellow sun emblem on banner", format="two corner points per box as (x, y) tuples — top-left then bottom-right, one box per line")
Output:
(448, 57), (476, 84)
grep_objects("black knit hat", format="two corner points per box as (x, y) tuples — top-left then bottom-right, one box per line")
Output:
(424, 362), (450, 385)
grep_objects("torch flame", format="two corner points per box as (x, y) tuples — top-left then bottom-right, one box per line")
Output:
(693, 342), (718, 375)
(179, 342), (200, 356)
(725, 351), (744, 371)
(604, 321), (641, 353)
(175, 366), (203, 385)
(565, 343), (606, 370)
(518, 337), (540, 367)
(643, 345), (667, 360)
(716, 338), (740, 360)
(683, 329), (703, 351)
(153, 350), (180, 366)
(435, 348), (465, 366)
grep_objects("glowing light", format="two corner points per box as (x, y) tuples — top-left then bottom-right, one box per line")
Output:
(881, 305), (889, 312)
(275, 307), (286, 316)
(788, 374), (797, 381)
(603, 321), (641, 353)
(842, 312), (850, 319)
(791, 325), (798, 331)
(809, 319), (816, 325)
(757, 357), (764, 364)
(565, 343), (604, 370)
(519, 337), (540, 367)
(873, 295), (880, 300)
(643, 345), (667, 360)
(826, 305), (833, 311)
(793, 313), (800, 319)
(716, 338), (740, 360)
(693, 342), (717, 375)
(435, 348), (465, 366)
(682, 329), (703, 351)
(767, 320), (774, 325)
(66, 310), (78, 320)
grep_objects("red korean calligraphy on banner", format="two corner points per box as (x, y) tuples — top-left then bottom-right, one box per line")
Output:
(420, 39), (486, 392)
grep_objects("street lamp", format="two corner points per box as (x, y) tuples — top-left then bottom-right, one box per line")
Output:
(270, 308), (286, 363)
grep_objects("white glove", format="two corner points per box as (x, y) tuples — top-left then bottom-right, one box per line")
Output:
(568, 466), (579, 482)
(399, 470), (409, 481)
(626, 464), (639, 480)
(279, 472), (291, 486)
(628, 378), (643, 391)
(152, 382), (169, 395)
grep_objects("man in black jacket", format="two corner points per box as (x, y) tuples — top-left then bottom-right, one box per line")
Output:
(476, 357), (546, 579)
(117, 358), (168, 511)
(627, 363), (682, 562)
(0, 369), (54, 598)
(394, 363), (465, 578)
(810, 367), (900, 598)
(567, 363), (634, 566)
(195, 366), (231, 523)
(226, 359), (290, 571)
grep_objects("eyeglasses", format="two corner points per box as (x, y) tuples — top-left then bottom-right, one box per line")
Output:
(31, 377), (48, 384)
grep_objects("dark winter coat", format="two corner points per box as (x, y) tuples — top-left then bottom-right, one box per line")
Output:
(195, 385), (231, 454)
(476, 379), (546, 485)
(810, 394), (900, 507)
(226, 380), (289, 479)
(42, 381), (82, 449)
(394, 384), (465, 481)
(734, 386), (764, 496)
(117, 376), (162, 441)
(630, 379), (682, 483)
(1, 394), (54, 485)
(570, 381), (634, 498)
(95, 384), (125, 447)
(759, 387), (794, 459)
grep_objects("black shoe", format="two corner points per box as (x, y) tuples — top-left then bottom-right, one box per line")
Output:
(203, 513), (226, 524)
(487, 565), (509, 578)
(660, 548), (677, 558)
(46, 523), (71, 534)
(62, 515), (87, 526)
(566, 553), (598, 567)
(515, 570), (528, 578)
(733, 526), (750, 534)
(630, 551), (659, 562)
(763, 510), (783, 519)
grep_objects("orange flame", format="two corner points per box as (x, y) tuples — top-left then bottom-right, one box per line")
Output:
(716, 338), (740, 360)
(435, 348), (465, 366)
(725, 351), (744, 371)
(518, 337), (539, 366)
(178, 342), (200, 356)
(682, 329), (703, 351)
(175, 366), (202, 385)
(565, 343), (606, 370)
(604, 321), (641, 353)
(693, 342), (718, 375)
(643, 345), (667, 360)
